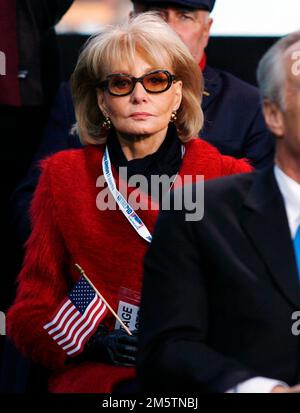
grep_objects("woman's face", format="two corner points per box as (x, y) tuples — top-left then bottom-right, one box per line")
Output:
(97, 54), (182, 141)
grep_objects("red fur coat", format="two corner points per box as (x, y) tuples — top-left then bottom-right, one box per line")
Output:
(7, 139), (252, 393)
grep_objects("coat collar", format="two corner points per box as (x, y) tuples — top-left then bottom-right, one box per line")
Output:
(240, 167), (300, 309)
(201, 65), (222, 111)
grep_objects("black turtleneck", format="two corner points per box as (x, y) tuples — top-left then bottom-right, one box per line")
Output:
(106, 124), (183, 200)
(107, 123), (182, 185)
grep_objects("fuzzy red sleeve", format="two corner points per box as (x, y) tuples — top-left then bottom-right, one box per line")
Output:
(7, 158), (69, 370)
(221, 155), (253, 175)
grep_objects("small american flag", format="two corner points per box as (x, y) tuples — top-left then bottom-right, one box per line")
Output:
(43, 276), (108, 357)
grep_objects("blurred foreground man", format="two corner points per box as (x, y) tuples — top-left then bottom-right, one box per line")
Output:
(132, 0), (274, 168)
(138, 31), (300, 393)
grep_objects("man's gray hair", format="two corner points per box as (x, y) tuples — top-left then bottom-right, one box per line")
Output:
(257, 31), (300, 109)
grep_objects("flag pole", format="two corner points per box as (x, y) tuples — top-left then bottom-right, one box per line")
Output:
(75, 263), (132, 336)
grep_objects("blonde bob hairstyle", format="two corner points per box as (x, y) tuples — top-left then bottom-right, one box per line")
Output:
(71, 13), (204, 144)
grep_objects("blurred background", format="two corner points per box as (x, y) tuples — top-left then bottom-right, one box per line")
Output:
(56, 0), (133, 33)
(56, 0), (299, 36)
(54, 0), (300, 86)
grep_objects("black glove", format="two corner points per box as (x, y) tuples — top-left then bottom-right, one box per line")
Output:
(85, 324), (138, 367)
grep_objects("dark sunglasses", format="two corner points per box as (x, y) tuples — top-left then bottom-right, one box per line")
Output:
(99, 70), (177, 97)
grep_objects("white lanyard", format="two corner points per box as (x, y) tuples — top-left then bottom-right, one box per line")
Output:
(102, 145), (185, 243)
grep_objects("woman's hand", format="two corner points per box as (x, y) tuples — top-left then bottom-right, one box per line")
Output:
(85, 325), (138, 367)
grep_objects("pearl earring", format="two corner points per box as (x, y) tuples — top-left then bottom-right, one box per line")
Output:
(102, 116), (111, 129)
(170, 111), (177, 123)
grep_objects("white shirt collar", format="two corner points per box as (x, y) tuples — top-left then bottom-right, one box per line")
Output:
(274, 165), (300, 239)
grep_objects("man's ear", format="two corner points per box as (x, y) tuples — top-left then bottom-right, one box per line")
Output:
(202, 17), (213, 49)
(263, 100), (285, 138)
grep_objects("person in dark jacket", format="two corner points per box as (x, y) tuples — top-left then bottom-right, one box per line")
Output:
(0, 0), (73, 391)
(137, 30), (300, 394)
(133, 0), (274, 167)
(0, 0), (74, 309)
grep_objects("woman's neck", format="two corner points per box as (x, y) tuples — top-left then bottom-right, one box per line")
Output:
(116, 129), (168, 161)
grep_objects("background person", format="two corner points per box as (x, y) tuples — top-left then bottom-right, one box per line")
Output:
(0, 0), (73, 310)
(132, 0), (274, 168)
(0, 0), (73, 383)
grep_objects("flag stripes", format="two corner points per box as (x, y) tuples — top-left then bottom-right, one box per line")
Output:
(43, 276), (108, 356)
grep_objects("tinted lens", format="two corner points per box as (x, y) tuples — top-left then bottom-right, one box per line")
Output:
(143, 71), (170, 92)
(104, 71), (173, 96)
(108, 75), (133, 95)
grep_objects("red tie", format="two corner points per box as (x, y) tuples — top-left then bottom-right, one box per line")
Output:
(0, 0), (21, 106)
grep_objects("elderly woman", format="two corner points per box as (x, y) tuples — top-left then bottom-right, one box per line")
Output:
(7, 14), (251, 393)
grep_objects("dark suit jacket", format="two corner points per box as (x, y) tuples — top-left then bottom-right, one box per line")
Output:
(17, 0), (73, 106)
(11, 82), (81, 245)
(202, 66), (274, 168)
(137, 167), (300, 392)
